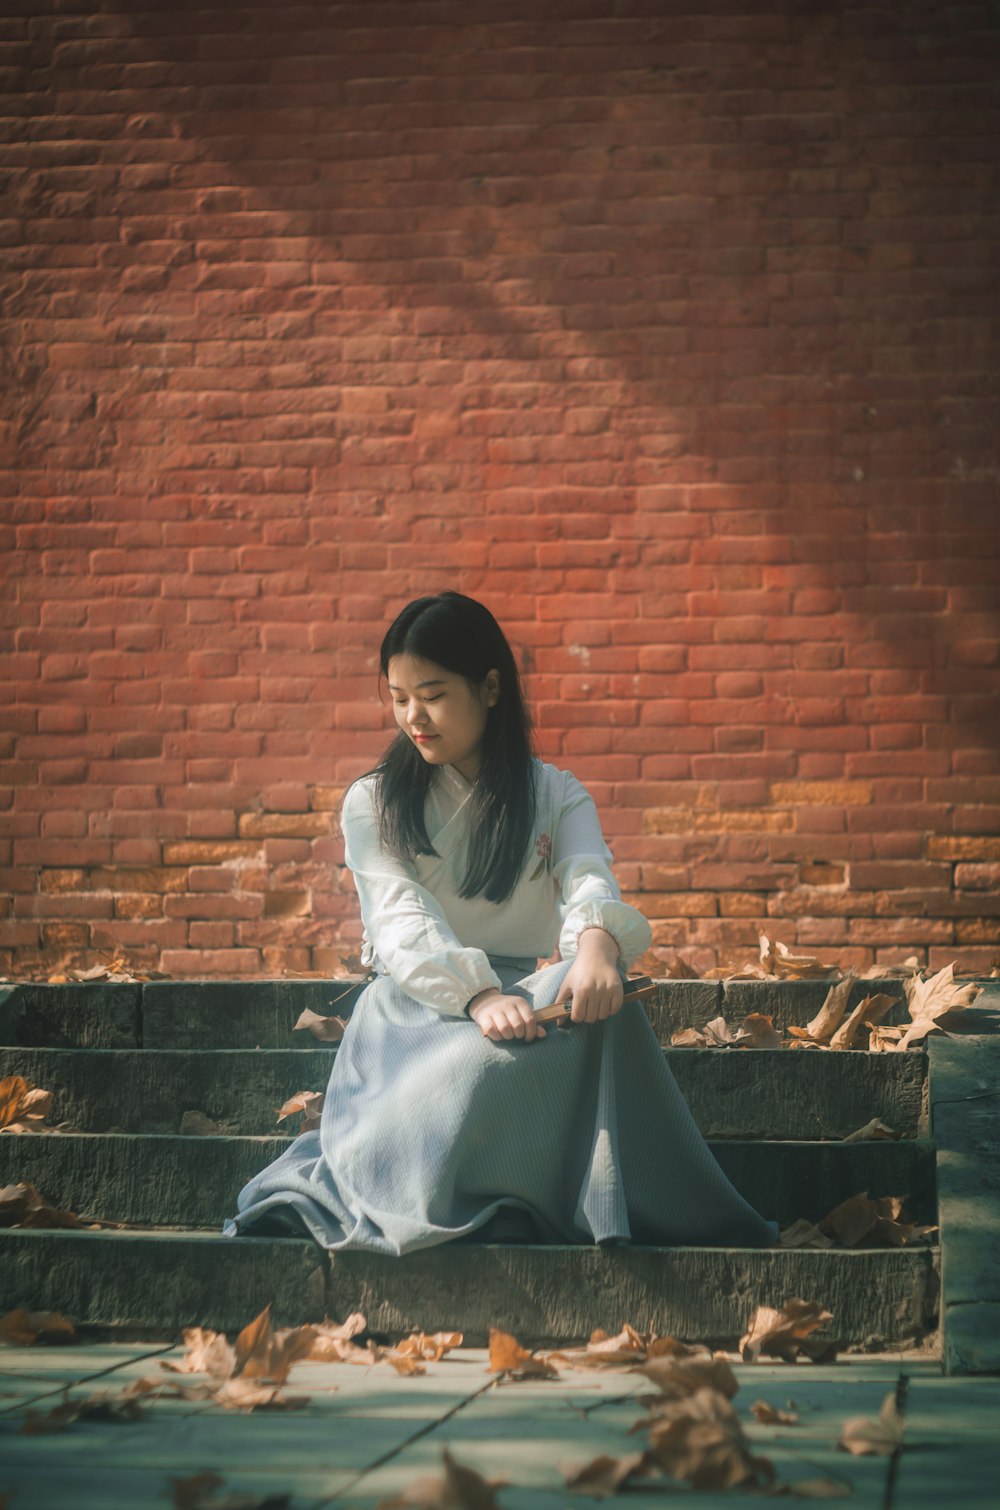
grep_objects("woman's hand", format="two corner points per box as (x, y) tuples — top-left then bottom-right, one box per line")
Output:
(467, 988), (547, 1043)
(555, 927), (625, 1025)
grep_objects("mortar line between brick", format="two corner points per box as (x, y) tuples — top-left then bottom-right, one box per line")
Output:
(302, 1375), (499, 1510)
(0, 1341), (176, 1419)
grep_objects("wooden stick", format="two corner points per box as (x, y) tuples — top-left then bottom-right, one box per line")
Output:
(534, 975), (656, 1024)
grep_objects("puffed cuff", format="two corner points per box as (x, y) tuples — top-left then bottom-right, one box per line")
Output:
(381, 948), (502, 1018)
(559, 901), (653, 970)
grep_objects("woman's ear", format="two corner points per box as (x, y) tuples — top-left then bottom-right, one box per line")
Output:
(484, 668), (501, 707)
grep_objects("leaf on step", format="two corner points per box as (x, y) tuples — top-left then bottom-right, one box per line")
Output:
(563, 1450), (658, 1497)
(751, 1399), (800, 1425)
(303, 1312), (371, 1363)
(168, 1470), (292, 1509)
(868, 1025), (904, 1053)
(275, 1090), (325, 1132)
(179, 1110), (224, 1136)
(828, 993), (897, 1051)
(377, 1445), (509, 1509)
(841, 1118), (901, 1143)
(548, 1325), (708, 1369)
(739, 1299), (834, 1363)
(670, 1016), (754, 1049)
(18, 1388), (147, 1433)
(0, 1307), (76, 1346)
(161, 1325), (237, 1381)
(211, 1377), (311, 1411)
(0, 1181), (86, 1229)
(778, 1219), (833, 1250)
(862, 957), (920, 980)
(635, 1354), (739, 1401)
(788, 974), (856, 1046)
(487, 1326), (559, 1379)
(395, 1329), (464, 1362)
(838, 1390), (904, 1456)
(817, 1192), (938, 1248)
(671, 1027), (711, 1047)
(664, 952), (700, 979)
(292, 1007), (348, 1042)
(739, 1013), (785, 1049)
(0, 1075), (55, 1134)
(760, 936), (838, 981)
(898, 961), (982, 1049)
(639, 1386), (775, 1490)
(232, 1303), (319, 1386)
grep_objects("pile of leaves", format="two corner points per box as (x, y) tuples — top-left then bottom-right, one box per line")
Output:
(670, 956), (982, 1056)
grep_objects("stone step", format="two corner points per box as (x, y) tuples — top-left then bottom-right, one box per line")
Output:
(0, 975), (917, 1050)
(0, 1043), (929, 1141)
(0, 1225), (939, 1350)
(0, 1130), (937, 1230)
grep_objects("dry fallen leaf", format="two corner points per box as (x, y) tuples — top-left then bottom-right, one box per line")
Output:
(636, 1354), (740, 1401)
(548, 1325), (707, 1369)
(19, 1388), (147, 1433)
(275, 1090), (325, 1132)
(664, 952), (699, 979)
(739, 1299), (834, 1363)
(828, 992), (896, 1051)
(0, 1075), (56, 1134)
(760, 936), (837, 980)
(778, 1219), (833, 1251)
(671, 1016), (753, 1049)
(395, 1330), (464, 1362)
(637, 1386), (775, 1491)
(841, 1118), (901, 1144)
(788, 975), (855, 1046)
(839, 1390), (904, 1456)
(487, 1327), (559, 1379)
(769, 1479), (853, 1499)
(739, 1012), (785, 1049)
(168, 1470), (292, 1509)
(232, 1302), (318, 1385)
(563, 1450), (658, 1497)
(751, 1399), (800, 1425)
(0, 1307), (76, 1346)
(899, 962), (982, 1049)
(292, 1008), (349, 1043)
(818, 1192), (937, 1249)
(0, 1181), (86, 1230)
(376, 1445), (508, 1509)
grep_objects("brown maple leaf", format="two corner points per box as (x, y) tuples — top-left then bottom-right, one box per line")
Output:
(395, 1329), (464, 1362)
(487, 1327), (559, 1379)
(760, 935), (837, 980)
(828, 992), (896, 1050)
(787, 975), (855, 1046)
(898, 962), (982, 1049)
(638, 1386), (775, 1491)
(0, 1307), (76, 1345)
(275, 1090), (325, 1132)
(563, 1450), (658, 1497)
(818, 1192), (937, 1248)
(839, 1390), (905, 1456)
(292, 1007), (349, 1043)
(0, 1181), (86, 1229)
(739, 1299), (834, 1363)
(635, 1354), (739, 1401)
(376, 1445), (508, 1509)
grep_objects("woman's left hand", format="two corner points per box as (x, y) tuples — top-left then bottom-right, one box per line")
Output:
(553, 928), (625, 1025)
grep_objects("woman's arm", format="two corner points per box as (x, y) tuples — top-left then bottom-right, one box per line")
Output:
(340, 780), (502, 1017)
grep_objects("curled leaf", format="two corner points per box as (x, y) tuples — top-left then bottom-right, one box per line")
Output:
(839, 1391), (904, 1456)
(487, 1327), (558, 1379)
(739, 1299), (834, 1363)
(292, 1008), (348, 1043)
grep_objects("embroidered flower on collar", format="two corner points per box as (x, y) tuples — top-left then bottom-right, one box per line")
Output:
(529, 831), (552, 881)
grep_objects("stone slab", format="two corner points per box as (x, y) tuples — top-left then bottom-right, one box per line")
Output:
(0, 1042), (928, 1139)
(0, 1228), (939, 1349)
(0, 983), (140, 1049)
(0, 1130), (937, 1229)
(721, 976), (909, 1029)
(140, 977), (368, 1048)
(929, 1032), (1000, 1374)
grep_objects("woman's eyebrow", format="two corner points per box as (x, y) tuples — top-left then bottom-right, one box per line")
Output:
(387, 678), (447, 691)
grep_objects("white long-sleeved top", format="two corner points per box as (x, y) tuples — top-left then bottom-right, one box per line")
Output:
(339, 758), (652, 1018)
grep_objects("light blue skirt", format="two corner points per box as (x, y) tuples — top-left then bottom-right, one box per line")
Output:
(221, 955), (778, 1252)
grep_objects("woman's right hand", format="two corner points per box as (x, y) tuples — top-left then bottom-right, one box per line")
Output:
(467, 988), (547, 1043)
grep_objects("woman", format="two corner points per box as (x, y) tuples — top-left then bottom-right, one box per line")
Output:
(222, 592), (778, 1251)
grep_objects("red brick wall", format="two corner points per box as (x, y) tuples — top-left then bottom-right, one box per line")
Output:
(3, 2), (999, 980)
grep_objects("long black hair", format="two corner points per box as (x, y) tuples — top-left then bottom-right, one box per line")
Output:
(365, 592), (537, 905)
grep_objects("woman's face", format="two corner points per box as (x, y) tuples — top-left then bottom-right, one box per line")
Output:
(387, 653), (499, 783)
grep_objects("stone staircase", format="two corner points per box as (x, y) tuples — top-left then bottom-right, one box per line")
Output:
(1, 974), (980, 1360)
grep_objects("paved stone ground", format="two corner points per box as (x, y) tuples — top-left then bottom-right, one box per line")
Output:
(1, 1340), (998, 1508)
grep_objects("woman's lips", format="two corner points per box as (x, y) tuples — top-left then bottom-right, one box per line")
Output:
(414, 734), (439, 744)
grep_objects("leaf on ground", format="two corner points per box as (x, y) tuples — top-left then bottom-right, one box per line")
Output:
(839, 1391), (904, 1456)
(211, 1377), (311, 1411)
(828, 993), (897, 1051)
(868, 1025), (905, 1053)
(788, 975), (855, 1046)
(292, 1008), (349, 1043)
(377, 1445), (508, 1509)
(778, 1220), (833, 1250)
(739, 1299), (834, 1363)
(303, 1312), (372, 1364)
(563, 1450), (658, 1497)
(487, 1327), (559, 1379)
(841, 1118), (901, 1144)
(739, 1013), (785, 1049)
(760, 936), (837, 981)
(275, 1090), (325, 1131)
(635, 1354), (739, 1401)
(0, 1181), (86, 1229)
(751, 1399), (800, 1425)
(549, 1325), (708, 1369)
(671, 1017), (753, 1049)
(899, 962), (982, 1048)
(161, 1325), (237, 1380)
(0, 1307), (76, 1345)
(639, 1386), (775, 1491)
(395, 1329), (464, 1362)
(18, 1389), (147, 1433)
(168, 1470), (291, 1509)
(232, 1302), (318, 1385)
(818, 1192), (938, 1248)
(0, 1075), (55, 1133)
(664, 952), (700, 980)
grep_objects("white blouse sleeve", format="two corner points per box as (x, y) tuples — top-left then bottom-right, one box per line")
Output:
(340, 780), (502, 1018)
(551, 771), (653, 969)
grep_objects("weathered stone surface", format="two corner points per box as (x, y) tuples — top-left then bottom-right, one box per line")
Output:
(141, 978), (367, 1048)
(930, 1018), (1000, 1375)
(0, 1131), (937, 1228)
(0, 984), (140, 1049)
(720, 977), (908, 1030)
(0, 1042), (928, 1140)
(0, 1227), (938, 1348)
